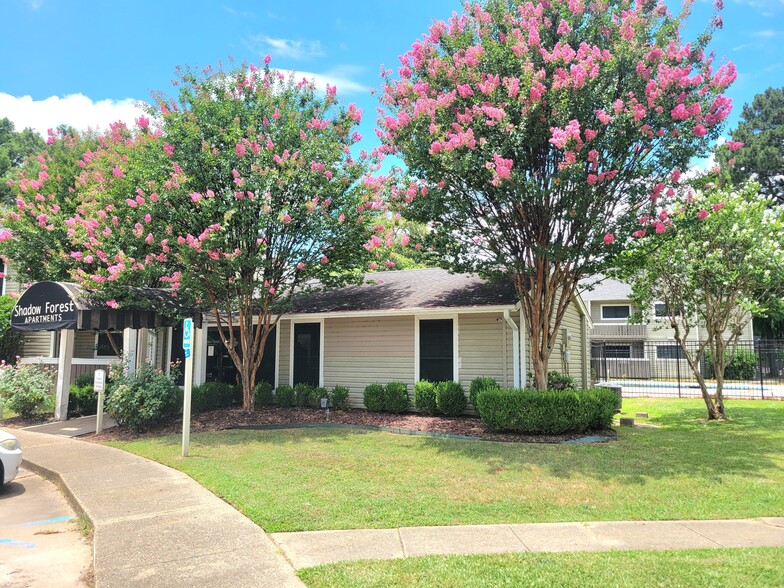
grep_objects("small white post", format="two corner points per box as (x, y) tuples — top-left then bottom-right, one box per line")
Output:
(94, 369), (106, 434)
(181, 318), (194, 457)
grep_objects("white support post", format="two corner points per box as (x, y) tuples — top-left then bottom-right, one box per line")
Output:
(519, 309), (527, 388)
(192, 325), (206, 386)
(123, 328), (138, 375)
(503, 310), (520, 388)
(54, 329), (75, 421)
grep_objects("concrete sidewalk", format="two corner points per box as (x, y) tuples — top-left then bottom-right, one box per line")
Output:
(14, 429), (303, 588)
(271, 518), (784, 569)
(23, 414), (117, 437)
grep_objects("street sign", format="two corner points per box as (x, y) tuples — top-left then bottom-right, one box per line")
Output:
(183, 318), (193, 358)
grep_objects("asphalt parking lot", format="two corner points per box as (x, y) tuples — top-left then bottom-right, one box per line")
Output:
(0, 468), (92, 587)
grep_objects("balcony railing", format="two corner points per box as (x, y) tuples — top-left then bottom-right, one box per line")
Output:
(590, 324), (647, 340)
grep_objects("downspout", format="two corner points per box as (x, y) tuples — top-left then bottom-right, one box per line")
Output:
(519, 308), (527, 388)
(503, 310), (520, 388)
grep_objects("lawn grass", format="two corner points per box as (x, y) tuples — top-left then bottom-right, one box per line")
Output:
(297, 548), (784, 588)
(108, 398), (784, 532)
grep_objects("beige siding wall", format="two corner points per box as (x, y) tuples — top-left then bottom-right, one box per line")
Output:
(3, 270), (24, 296)
(277, 320), (291, 387)
(544, 300), (585, 387)
(458, 312), (516, 390)
(74, 331), (95, 358)
(22, 331), (51, 357)
(323, 315), (415, 407)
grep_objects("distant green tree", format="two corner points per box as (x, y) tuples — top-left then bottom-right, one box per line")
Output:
(718, 87), (784, 205)
(0, 118), (45, 206)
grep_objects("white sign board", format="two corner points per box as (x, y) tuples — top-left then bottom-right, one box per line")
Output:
(93, 369), (106, 393)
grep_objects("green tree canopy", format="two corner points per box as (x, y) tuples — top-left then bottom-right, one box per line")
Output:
(0, 118), (45, 206)
(719, 86), (784, 204)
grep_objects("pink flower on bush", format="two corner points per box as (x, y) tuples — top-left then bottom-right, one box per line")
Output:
(726, 141), (744, 152)
(713, 202), (725, 212)
(603, 233), (614, 245)
(320, 256), (329, 264)
(697, 209), (709, 220)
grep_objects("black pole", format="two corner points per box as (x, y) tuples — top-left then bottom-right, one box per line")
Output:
(757, 341), (765, 399)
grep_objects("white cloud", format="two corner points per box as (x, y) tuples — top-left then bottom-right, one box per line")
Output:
(277, 66), (367, 95)
(752, 30), (780, 38)
(247, 35), (326, 60)
(0, 93), (149, 138)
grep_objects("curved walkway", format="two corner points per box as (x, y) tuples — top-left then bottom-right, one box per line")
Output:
(14, 428), (784, 584)
(14, 429), (303, 588)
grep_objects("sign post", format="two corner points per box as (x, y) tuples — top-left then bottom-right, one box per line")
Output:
(94, 369), (106, 434)
(181, 318), (194, 457)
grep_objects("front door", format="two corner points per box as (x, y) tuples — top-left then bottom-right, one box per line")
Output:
(293, 323), (321, 386)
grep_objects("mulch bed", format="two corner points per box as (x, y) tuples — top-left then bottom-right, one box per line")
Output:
(3, 407), (616, 444)
(75, 407), (616, 444)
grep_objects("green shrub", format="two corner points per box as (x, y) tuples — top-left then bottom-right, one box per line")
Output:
(294, 383), (316, 408)
(582, 387), (618, 430)
(548, 371), (576, 391)
(75, 373), (95, 388)
(191, 381), (237, 413)
(705, 348), (758, 381)
(105, 364), (179, 432)
(436, 381), (467, 417)
(68, 384), (97, 416)
(0, 295), (24, 365)
(330, 385), (350, 410)
(363, 383), (386, 412)
(384, 381), (410, 413)
(275, 385), (295, 407)
(414, 381), (438, 415)
(0, 363), (54, 418)
(476, 388), (618, 434)
(254, 381), (275, 408)
(469, 376), (499, 415)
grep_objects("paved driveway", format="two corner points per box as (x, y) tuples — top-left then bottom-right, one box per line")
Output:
(0, 468), (92, 587)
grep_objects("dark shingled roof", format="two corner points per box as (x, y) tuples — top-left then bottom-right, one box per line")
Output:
(290, 268), (518, 314)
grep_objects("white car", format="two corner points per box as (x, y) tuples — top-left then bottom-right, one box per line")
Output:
(0, 429), (22, 487)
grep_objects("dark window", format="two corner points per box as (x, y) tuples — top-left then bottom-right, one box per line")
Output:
(656, 344), (686, 360)
(602, 305), (630, 320)
(96, 332), (123, 357)
(293, 323), (320, 387)
(605, 345), (631, 359)
(205, 325), (277, 387)
(419, 319), (454, 382)
(170, 323), (185, 386)
(654, 303), (682, 318)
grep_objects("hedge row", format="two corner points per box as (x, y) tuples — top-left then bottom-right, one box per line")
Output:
(413, 380), (468, 417)
(254, 382), (350, 410)
(475, 387), (617, 434)
(363, 382), (410, 413)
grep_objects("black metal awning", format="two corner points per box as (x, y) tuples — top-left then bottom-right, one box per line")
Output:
(11, 281), (196, 332)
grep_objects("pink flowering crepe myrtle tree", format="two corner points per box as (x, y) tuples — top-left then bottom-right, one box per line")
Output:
(379, 0), (736, 390)
(3, 60), (384, 412)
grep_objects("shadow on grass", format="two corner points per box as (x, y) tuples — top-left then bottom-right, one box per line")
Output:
(419, 403), (783, 485)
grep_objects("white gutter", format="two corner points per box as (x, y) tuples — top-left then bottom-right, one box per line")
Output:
(519, 308), (527, 389)
(503, 309), (521, 388)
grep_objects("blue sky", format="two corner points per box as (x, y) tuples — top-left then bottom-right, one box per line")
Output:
(1, 0), (782, 161)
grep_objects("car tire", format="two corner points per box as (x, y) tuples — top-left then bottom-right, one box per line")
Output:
(0, 461), (4, 487)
